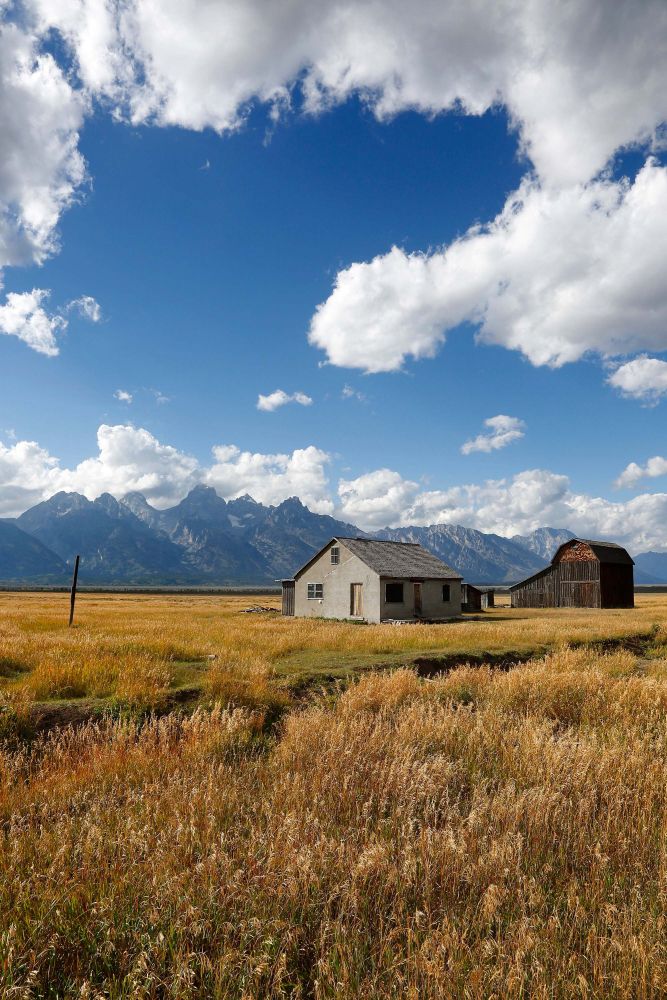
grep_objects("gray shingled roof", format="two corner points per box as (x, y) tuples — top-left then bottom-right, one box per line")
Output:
(554, 538), (634, 566)
(338, 537), (462, 578)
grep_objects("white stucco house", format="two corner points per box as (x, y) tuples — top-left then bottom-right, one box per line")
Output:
(281, 536), (462, 623)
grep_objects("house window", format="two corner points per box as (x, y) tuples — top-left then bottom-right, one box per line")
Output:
(330, 546), (340, 565)
(442, 584), (451, 602)
(307, 583), (324, 600)
(385, 582), (404, 603)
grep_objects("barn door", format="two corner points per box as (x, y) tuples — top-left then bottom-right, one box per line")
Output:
(282, 581), (295, 616)
(560, 581), (598, 608)
(414, 583), (422, 617)
(350, 583), (363, 616)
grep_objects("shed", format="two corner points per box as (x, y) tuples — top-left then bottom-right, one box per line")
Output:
(509, 538), (634, 609)
(461, 583), (483, 613)
(282, 536), (462, 622)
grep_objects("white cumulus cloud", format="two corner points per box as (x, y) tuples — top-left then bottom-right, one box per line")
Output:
(309, 160), (667, 374)
(5, 423), (667, 551)
(0, 424), (332, 516)
(338, 469), (420, 529)
(0, 289), (66, 355)
(608, 356), (667, 404)
(1, 0), (666, 380)
(0, 19), (86, 270)
(616, 456), (667, 490)
(60, 424), (201, 505)
(461, 415), (525, 455)
(336, 464), (667, 552)
(257, 389), (313, 412)
(114, 389), (132, 404)
(0, 288), (102, 355)
(27, 0), (667, 187)
(206, 444), (331, 512)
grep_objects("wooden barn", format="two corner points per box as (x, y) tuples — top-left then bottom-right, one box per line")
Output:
(509, 539), (634, 609)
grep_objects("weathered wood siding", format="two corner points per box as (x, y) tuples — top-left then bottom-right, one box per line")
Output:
(510, 566), (557, 608)
(281, 581), (295, 616)
(511, 549), (634, 609)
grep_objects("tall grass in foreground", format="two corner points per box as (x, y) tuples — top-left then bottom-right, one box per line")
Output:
(2, 646), (667, 997)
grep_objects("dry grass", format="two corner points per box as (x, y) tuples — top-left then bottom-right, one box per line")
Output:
(1, 593), (667, 995)
(2, 644), (667, 995)
(0, 590), (664, 712)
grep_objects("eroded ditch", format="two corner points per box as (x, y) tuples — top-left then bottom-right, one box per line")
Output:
(2, 627), (661, 743)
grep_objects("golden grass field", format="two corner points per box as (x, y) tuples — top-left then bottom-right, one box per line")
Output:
(2, 592), (667, 996)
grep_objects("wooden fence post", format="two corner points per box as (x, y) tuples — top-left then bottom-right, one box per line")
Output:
(69, 554), (80, 627)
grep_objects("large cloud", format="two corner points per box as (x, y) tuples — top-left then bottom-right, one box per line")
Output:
(0, 18), (98, 355)
(2, 0), (666, 372)
(0, 424), (333, 515)
(206, 444), (332, 513)
(337, 465), (667, 552)
(27, 0), (667, 187)
(338, 469), (420, 529)
(0, 19), (86, 269)
(309, 160), (667, 373)
(4, 424), (667, 551)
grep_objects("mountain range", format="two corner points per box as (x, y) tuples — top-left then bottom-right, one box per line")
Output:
(0, 486), (665, 585)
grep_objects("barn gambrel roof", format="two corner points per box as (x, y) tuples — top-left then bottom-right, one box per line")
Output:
(553, 539), (634, 565)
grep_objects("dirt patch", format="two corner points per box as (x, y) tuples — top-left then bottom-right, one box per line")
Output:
(412, 631), (657, 678)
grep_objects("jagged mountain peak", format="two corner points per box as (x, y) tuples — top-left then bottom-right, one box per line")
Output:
(278, 496), (306, 510)
(187, 484), (218, 496)
(178, 485), (227, 511)
(512, 527), (576, 562)
(37, 491), (91, 515)
(94, 493), (122, 516)
(375, 522), (547, 584)
(120, 491), (165, 531)
(122, 490), (151, 506)
(4, 489), (655, 585)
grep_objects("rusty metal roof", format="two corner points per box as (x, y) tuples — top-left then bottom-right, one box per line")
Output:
(553, 538), (634, 565)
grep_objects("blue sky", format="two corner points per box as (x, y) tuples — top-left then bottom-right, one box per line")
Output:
(1, 1), (667, 550)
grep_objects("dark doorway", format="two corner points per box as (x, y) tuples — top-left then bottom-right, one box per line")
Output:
(414, 582), (422, 617)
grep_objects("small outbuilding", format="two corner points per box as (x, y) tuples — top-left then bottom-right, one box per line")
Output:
(282, 536), (462, 622)
(461, 583), (483, 613)
(461, 584), (495, 612)
(509, 538), (634, 609)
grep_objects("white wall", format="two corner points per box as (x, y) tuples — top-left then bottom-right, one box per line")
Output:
(294, 541), (381, 621)
(380, 577), (462, 620)
(293, 540), (462, 622)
